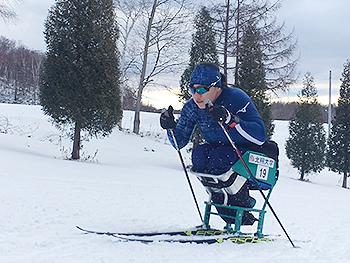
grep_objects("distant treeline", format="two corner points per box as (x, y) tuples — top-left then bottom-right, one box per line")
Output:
(145, 102), (336, 123)
(0, 36), (45, 104)
(271, 102), (336, 123)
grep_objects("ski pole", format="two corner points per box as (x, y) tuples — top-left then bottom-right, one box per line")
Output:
(220, 123), (296, 247)
(169, 129), (204, 223)
(205, 99), (296, 248)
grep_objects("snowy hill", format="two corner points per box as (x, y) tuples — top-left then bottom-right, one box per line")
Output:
(0, 103), (349, 263)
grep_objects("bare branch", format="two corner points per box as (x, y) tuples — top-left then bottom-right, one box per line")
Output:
(0, 0), (23, 24)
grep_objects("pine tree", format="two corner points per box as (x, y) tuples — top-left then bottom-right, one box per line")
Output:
(179, 7), (219, 103)
(326, 60), (350, 188)
(40, 0), (122, 160)
(237, 21), (274, 139)
(285, 72), (326, 181)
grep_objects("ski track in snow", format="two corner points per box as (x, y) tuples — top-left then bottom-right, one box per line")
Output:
(0, 103), (349, 263)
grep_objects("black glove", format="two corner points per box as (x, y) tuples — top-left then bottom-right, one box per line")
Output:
(208, 105), (228, 123)
(160, 105), (176, 129)
(207, 103), (240, 126)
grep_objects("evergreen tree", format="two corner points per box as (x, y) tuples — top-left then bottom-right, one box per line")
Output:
(237, 21), (274, 139)
(285, 72), (326, 181)
(40, 0), (122, 160)
(179, 6), (219, 103)
(326, 60), (350, 188)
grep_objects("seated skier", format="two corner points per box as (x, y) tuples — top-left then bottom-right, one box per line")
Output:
(160, 62), (266, 225)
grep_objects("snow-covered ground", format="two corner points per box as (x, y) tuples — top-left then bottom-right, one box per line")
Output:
(1, 103), (349, 263)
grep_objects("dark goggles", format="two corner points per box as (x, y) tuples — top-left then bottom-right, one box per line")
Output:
(189, 77), (222, 95)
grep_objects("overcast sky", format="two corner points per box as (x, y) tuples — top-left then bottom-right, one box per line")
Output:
(276, 0), (350, 105)
(1, 0), (349, 107)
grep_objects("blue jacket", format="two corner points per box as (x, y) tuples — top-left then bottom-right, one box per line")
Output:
(168, 87), (266, 149)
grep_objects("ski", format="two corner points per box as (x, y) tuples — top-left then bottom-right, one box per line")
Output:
(116, 234), (274, 244)
(76, 226), (274, 244)
(76, 225), (230, 237)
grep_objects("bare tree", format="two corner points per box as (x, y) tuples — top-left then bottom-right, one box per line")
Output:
(211, 0), (298, 91)
(114, 0), (148, 108)
(133, 0), (157, 134)
(0, 0), (22, 24)
(130, 0), (192, 134)
(260, 18), (298, 91)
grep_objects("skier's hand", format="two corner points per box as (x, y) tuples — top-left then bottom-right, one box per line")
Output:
(208, 105), (229, 123)
(205, 100), (240, 126)
(160, 105), (176, 129)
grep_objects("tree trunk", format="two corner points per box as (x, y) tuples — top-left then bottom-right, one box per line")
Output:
(342, 172), (348, 188)
(234, 0), (240, 85)
(133, 86), (143, 134)
(299, 168), (304, 181)
(133, 0), (157, 134)
(223, 0), (229, 78)
(71, 122), (81, 160)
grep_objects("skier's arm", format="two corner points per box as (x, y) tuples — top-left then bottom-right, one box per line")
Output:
(207, 97), (266, 146)
(226, 100), (266, 146)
